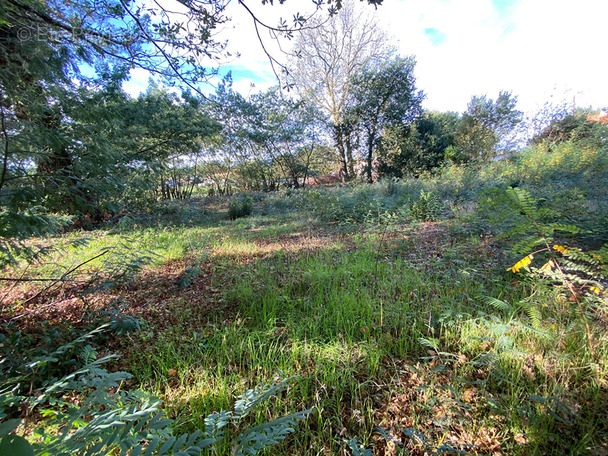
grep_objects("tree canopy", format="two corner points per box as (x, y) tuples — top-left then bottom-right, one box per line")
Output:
(0, 0), (546, 262)
(2, 0), (384, 90)
(288, 0), (392, 179)
(455, 91), (522, 162)
(1, 0), (387, 253)
(349, 56), (424, 182)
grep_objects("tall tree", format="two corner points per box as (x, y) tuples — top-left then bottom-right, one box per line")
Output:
(456, 91), (522, 162)
(349, 56), (423, 182)
(118, 84), (220, 201)
(0, 0), (384, 263)
(288, 0), (392, 180)
(378, 111), (461, 178)
(252, 88), (329, 188)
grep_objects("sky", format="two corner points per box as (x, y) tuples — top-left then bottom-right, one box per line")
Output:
(122, 0), (608, 115)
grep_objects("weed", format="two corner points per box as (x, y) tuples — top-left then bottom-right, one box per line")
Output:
(409, 189), (444, 222)
(229, 195), (254, 220)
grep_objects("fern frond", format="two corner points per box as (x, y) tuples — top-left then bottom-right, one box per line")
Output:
(233, 374), (295, 420)
(546, 223), (580, 235)
(506, 187), (538, 218)
(522, 303), (542, 330)
(482, 297), (513, 313)
(234, 410), (312, 456)
(511, 236), (546, 255)
(418, 337), (440, 351)
(204, 411), (231, 437)
(513, 321), (552, 339)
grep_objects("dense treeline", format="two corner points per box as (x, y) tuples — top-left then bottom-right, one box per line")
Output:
(2, 0), (605, 246)
(0, 0), (605, 248)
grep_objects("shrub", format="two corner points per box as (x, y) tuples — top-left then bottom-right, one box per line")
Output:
(493, 187), (608, 356)
(409, 190), (443, 222)
(228, 195), (254, 220)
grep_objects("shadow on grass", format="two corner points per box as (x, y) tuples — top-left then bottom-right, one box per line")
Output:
(3, 209), (607, 455)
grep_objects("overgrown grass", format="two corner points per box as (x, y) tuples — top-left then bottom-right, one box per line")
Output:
(123, 215), (607, 454)
(2, 142), (608, 455)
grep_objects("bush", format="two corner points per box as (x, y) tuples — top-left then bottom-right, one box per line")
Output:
(409, 190), (444, 222)
(490, 187), (608, 356)
(228, 195), (254, 220)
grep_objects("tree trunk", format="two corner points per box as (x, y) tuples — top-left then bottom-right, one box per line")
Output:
(366, 139), (374, 184)
(345, 132), (355, 178)
(333, 124), (350, 181)
(366, 125), (377, 184)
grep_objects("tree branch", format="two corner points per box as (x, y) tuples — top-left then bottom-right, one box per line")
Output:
(15, 249), (110, 312)
(0, 95), (11, 196)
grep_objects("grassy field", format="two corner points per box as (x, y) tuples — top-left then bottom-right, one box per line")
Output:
(2, 142), (608, 455)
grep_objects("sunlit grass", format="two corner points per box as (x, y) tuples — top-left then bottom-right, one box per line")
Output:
(5, 144), (608, 454)
(110, 208), (608, 454)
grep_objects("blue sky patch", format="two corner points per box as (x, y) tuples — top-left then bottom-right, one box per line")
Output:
(491, 0), (519, 16)
(221, 64), (273, 84)
(424, 28), (447, 46)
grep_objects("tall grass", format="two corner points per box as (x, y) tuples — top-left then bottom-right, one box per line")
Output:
(4, 141), (608, 455)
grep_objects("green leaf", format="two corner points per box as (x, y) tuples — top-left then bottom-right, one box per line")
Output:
(158, 436), (176, 454)
(482, 296), (513, 313)
(0, 435), (34, 456)
(347, 437), (373, 456)
(0, 419), (21, 437)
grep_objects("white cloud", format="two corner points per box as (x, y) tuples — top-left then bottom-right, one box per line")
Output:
(376, 0), (608, 114)
(122, 68), (151, 98)
(122, 0), (608, 113)
(375, 0), (504, 111)
(504, 0), (608, 111)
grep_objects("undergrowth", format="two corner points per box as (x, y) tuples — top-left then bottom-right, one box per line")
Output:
(2, 142), (608, 455)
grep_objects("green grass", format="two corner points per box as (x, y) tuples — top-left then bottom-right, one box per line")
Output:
(118, 212), (606, 454)
(3, 142), (608, 455)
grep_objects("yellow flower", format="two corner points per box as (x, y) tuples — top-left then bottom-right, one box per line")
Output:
(553, 245), (570, 254)
(507, 254), (534, 272)
(589, 286), (601, 295)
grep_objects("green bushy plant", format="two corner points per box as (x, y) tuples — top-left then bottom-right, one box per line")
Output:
(0, 208), (73, 269)
(285, 184), (402, 226)
(228, 195), (254, 220)
(491, 186), (608, 356)
(408, 190), (444, 222)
